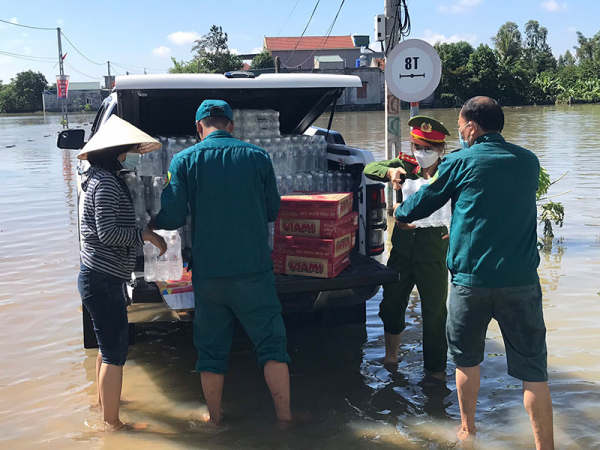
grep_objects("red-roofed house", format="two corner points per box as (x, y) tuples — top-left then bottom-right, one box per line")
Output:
(264, 35), (369, 70)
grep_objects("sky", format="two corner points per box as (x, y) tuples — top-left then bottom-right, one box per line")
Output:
(1, 0), (598, 86)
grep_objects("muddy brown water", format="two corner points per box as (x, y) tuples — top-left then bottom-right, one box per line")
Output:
(0, 106), (599, 449)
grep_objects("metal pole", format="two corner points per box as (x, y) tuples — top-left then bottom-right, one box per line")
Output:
(384, 0), (401, 215)
(57, 27), (68, 128)
(107, 61), (111, 89)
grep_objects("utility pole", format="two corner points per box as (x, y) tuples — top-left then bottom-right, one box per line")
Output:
(107, 61), (111, 89)
(57, 27), (69, 128)
(384, 0), (401, 214)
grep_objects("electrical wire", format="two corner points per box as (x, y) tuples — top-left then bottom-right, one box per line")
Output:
(277, 0), (301, 37)
(60, 31), (104, 65)
(111, 61), (164, 72)
(283, 0), (347, 69)
(0, 18), (55, 31)
(0, 50), (56, 62)
(283, 0), (321, 65)
(64, 61), (100, 80)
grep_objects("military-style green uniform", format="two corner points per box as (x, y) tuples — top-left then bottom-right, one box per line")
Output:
(364, 154), (449, 373)
(155, 123), (291, 375)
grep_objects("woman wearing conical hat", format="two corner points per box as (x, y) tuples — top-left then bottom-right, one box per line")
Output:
(77, 116), (167, 431)
(364, 115), (451, 380)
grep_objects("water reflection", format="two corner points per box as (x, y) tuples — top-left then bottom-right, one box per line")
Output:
(1, 106), (599, 449)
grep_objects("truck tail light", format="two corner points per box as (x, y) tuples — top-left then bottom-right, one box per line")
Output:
(366, 184), (386, 256)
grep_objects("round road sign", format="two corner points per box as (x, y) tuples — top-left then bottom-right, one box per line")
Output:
(385, 39), (442, 102)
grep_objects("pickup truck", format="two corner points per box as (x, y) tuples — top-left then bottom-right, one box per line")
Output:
(57, 72), (399, 348)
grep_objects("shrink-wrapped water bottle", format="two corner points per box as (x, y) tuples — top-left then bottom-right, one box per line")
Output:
(344, 172), (354, 192)
(284, 175), (293, 195)
(143, 242), (158, 282)
(167, 231), (183, 280)
(326, 171), (335, 192)
(149, 176), (163, 216)
(335, 172), (344, 192)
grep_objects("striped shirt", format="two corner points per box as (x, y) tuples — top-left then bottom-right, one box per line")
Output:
(80, 166), (143, 280)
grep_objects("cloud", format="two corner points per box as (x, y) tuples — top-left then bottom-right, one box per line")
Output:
(10, 18), (18, 24)
(251, 47), (263, 54)
(541, 0), (567, 11)
(56, 18), (64, 25)
(421, 29), (477, 45)
(566, 26), (577, 33)
(230, 48), (239, 55)
(152, 46), (171, 57)
(438, 0), (482, 14)
(167, 31), (201, 46)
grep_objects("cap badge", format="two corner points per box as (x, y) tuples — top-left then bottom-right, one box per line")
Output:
(421, 122), (433, 133)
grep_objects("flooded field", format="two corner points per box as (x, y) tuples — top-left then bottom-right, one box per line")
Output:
(0, 105), (599, 449)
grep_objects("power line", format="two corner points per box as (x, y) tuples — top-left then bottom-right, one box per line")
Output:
(64, 61), (99, 80)
(283, 0), (321, 65)
(277, 0), (301, 37)
(60, 31), (104, 65)
(0, 18), (54, 31)
(111, 61), (164, 72)
(0, 50), (56, 62)
(283, 0), (347, 69)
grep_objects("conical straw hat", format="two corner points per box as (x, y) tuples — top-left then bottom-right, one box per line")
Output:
(77, 116), (161, 160)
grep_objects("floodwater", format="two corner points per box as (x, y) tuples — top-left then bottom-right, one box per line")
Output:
(0, 106), (599, 449)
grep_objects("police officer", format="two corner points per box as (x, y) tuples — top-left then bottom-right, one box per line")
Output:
(150, 100), (292, 424)
(364, 116), (450, 379)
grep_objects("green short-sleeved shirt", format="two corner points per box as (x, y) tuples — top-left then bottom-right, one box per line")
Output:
(394, 133), (540, 288)
(155, 130), (280, 278)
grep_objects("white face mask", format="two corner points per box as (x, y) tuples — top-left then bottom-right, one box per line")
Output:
(413, 148), (440, 168)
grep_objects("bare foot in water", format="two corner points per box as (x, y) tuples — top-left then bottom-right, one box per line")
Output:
(104, 421), (148, 432)
(456, 426), (476, 441)
(383, 357), (399, 372)
(277, 410), (312, 429)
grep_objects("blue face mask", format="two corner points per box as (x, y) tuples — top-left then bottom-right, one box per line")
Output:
(120, 152), (140, 171)
(458, 123), (471, 149)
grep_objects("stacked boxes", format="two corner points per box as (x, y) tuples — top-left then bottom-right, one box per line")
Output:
(272, 193), (358, 278)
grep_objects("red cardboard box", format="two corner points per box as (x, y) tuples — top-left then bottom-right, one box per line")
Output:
(279, 192), (353, 220)
(273, 232), (355, 259)
(275, 211), (358, 238)
(272, 252), (351, 279)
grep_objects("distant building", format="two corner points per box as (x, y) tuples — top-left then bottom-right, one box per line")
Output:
(43, 81), (105, 112)
(264, 35), (381, 70)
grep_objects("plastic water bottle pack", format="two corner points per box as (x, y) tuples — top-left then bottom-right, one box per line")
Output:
(143, 229), (183, 282)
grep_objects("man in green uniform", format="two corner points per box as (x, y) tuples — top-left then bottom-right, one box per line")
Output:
(151, 100), (292, 424)
(364, 116), (451, 379)
(394, 97), (553, 449)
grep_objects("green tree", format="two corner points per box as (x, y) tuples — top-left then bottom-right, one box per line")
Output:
(573, 31), (600, 62)
(0, 70), (47, 113)
(557, 50), (576, 68)
(492, 21), (522, 63)
(467, 44), (500, 98)
(523, 20), (556, 73)
(168, 57), (201, 74)
(251, 49), (275, 70)
(434, 41), (474, 106)
(191, 25), (242, 73)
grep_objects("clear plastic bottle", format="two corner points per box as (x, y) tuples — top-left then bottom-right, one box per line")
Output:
(344, 172), (354, 192)
(326, 171), (335, 192)
(168, 230), (183, 280)
(335, 172), (344, 192)
(143, 242), (158, 282)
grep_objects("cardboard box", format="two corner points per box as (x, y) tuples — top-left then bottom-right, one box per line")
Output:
(272, 252), (351, 279)
(273, 232), (356, 259)
(275, 211), (358, 238)
(279, 192), (353, 220)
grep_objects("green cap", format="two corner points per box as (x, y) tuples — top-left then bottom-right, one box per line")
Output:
(195, 100), (234, 122)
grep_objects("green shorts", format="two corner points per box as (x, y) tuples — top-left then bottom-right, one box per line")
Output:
(193, 270), (291, 374)
(446, 282), (548, 382)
